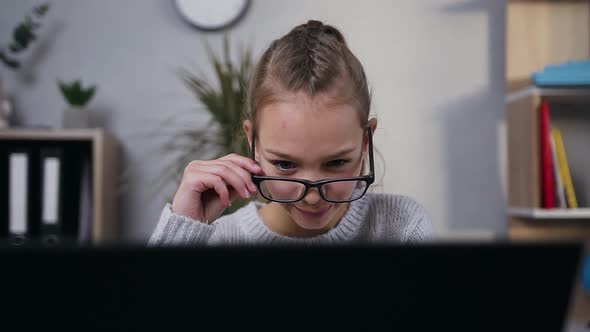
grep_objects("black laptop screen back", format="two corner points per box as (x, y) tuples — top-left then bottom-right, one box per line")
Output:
(0, 243), (582, 332)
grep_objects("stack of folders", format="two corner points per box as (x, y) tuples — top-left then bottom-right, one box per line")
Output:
(539, 101), (578, 209)
(0, 142), (92, 247)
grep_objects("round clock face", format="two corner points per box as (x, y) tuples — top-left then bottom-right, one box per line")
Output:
(175, 0), (250, 31)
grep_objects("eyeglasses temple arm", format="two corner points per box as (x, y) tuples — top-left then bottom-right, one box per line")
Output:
(368, 127), (375, 177)
(251, 129), (256, 161)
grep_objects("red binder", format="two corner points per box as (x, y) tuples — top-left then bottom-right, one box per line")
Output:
(540, 101), (555, 208)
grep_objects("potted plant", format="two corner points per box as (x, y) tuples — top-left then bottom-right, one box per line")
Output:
(0, 3), (50, 129)
(58, 79), (96, 128)
(141, 36), (253, 214)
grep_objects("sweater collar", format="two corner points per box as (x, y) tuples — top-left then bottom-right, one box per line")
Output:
(237, 194), (371, 244)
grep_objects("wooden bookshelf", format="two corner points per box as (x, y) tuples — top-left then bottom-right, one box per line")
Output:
(507, 0), (590, 93)
(506, 87), (590, 218)
(506, 0), (590, 231)
(0, 128), (119, 244)
(506, 0), (590, 327)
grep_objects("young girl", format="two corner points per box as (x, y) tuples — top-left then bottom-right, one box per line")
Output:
(149, 20), (434, 246)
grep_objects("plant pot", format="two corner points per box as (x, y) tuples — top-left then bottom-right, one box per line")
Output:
(0, 78), (14, 129)
(62, 106), (91, 128)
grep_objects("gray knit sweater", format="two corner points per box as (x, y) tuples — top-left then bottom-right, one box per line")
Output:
(149, 193), (435, 246)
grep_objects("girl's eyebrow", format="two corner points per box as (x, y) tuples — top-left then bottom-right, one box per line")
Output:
(264, 149), (296, 160)
(324, 147), (357, 160)
(264, 147), (357, 161)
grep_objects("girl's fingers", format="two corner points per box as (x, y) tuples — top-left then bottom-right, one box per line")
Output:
(188, 172), (231, 207)
(220, 153), (262, 174)
(198, 164), (252, 199)
(209, 160), (257, 193)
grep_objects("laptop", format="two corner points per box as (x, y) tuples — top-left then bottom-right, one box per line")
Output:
(0, 242), (582, 331)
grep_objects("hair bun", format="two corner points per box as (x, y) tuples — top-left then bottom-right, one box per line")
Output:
(323, 26), (335, 36)
(306, 20), (324, 29)
(303, 20), (344, 43)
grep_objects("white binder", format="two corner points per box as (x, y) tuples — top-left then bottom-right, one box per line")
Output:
(9, 152), (28, 244)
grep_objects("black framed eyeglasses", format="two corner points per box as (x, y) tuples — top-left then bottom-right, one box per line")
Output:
(250, 127), (375, 203)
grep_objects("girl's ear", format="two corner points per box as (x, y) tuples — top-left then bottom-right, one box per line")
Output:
(369, 118), (378, 135)
(243, 119), (253, 152)
(364, 118), (378, 152)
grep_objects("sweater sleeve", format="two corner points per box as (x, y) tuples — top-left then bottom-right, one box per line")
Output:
(148, 204), (216, 246)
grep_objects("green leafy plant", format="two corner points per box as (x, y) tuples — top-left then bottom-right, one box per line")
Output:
(150, 36), (253, 215)
(0, 3), (50, 70)
(58, 80), (96, 108)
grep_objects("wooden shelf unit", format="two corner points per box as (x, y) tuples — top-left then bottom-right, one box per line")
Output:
(508, 207), (590, 219)
(507, 0), (590, 93)
(506, 88), (590, 331)
(506, 87), (590, 227)
(0, 128), (119, 244)
(506, 0), (590, 234)
(506, 1), (590, 326)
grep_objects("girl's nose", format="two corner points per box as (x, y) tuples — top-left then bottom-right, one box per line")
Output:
(303, 187), (322, 205)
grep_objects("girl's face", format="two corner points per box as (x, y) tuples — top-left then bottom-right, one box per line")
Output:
(247, 91), (374, 232)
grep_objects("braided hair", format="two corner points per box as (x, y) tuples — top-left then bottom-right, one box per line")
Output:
(245, 20), (372, 133)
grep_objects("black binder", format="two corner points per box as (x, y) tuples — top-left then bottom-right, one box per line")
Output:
(3, 146), (39, 246)
(0, 144), (8, 240)
(38, 147), (64, 246)
(63, 144), (84, 243)
(38, 144), (85, 246)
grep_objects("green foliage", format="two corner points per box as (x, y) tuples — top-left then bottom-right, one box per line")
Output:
(179, 36), (252, 158)
(154, 36), (254, 214)
(0, 3), (50, 70)
(58, 80), (96, 108)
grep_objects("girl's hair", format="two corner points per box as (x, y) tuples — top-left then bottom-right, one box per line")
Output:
(244, 20), (372, 133)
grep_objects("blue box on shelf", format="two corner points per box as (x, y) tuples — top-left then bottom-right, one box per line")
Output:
(532, 59), (590, 87)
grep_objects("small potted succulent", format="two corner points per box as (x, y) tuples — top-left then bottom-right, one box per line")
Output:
(58, 79), (96, 128)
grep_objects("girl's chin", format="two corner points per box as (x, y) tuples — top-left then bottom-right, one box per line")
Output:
(292, 218), (333, 230)
(289, 205), (335, 230)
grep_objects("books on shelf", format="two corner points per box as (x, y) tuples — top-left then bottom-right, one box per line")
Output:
(540, 101), (556, 208)
(552, 128), (578, 209)
(538, 102), (579, 209)
(549, 131), (566, 208)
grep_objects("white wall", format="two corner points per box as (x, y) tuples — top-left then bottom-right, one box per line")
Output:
(0, 0), (507, 242)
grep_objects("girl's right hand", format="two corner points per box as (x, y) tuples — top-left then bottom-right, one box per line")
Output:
(171, 153), (263, 223)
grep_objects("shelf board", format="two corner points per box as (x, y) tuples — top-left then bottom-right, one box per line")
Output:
(0, 128), (103, 141)
(508, 207), (590, 219)
(506, 86), (590, 104)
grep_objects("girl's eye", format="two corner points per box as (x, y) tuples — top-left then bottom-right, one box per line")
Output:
(272, 160), (295, 171)
(326, 159), (349, 168)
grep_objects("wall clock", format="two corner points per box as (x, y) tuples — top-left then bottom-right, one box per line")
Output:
(175, 0), (250, 31)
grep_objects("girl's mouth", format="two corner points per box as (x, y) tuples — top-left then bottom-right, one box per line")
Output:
(293, 205), (332, 218)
